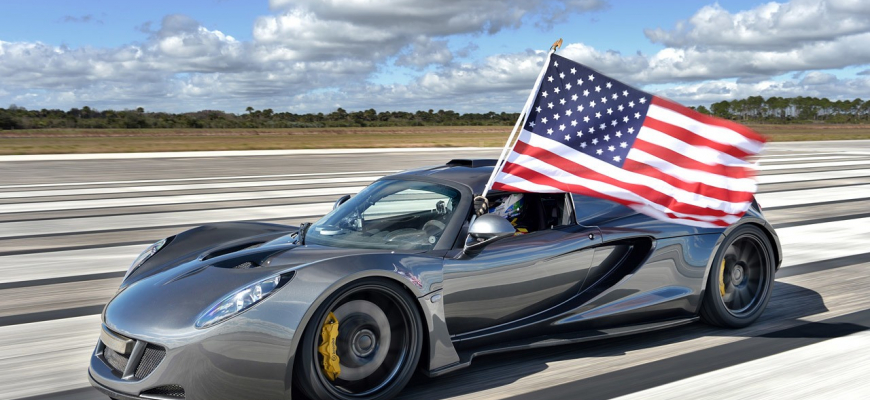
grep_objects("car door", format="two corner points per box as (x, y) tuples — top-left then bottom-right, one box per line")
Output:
(441, 214), (602, 337)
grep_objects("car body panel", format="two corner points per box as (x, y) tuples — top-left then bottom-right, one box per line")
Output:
(89, 160), (780, 399)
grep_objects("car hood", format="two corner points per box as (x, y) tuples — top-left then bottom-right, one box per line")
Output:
(104, 242), (392, 341)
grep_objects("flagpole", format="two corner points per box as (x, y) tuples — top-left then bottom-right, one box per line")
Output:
(479, 39), (562, 200)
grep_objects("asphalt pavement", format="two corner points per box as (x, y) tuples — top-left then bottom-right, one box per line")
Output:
(1, 142), (869, 399)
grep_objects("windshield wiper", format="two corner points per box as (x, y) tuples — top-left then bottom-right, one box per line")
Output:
(296, 222), (312, 245)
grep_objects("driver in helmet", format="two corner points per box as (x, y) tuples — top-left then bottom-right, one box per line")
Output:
(487, 193), (528, 234)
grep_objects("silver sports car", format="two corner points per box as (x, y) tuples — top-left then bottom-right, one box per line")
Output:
(88, 159), (781, 400)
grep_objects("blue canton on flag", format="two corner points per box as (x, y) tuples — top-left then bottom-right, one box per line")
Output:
(526, 56), (652, 168)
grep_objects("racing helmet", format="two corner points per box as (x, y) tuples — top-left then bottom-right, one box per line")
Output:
(489, 193), (524, 219)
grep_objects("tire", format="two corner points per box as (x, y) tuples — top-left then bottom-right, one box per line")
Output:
(295, 279), (423, 400)
(700, 225), (776, 328)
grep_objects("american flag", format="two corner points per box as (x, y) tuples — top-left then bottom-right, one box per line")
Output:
(491, 54), (766, 227)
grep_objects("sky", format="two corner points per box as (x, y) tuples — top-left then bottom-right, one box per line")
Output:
(1, 0), (869, 114)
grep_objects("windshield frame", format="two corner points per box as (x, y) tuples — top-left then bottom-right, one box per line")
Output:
(305, 176), (472, 252)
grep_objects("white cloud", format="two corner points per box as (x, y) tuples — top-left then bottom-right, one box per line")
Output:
(644, 0), (870, 50)
(2, 0), (870, 114)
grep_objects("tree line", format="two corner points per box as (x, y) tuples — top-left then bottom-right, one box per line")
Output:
(2, 96), (870, 130)
(0, 105), (521, 130)
(691, 96), (870, 123)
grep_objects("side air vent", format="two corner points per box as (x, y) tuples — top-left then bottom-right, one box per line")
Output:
(141, 384), (185, 399)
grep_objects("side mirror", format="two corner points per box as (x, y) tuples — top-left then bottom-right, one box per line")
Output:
(464, 214), (516, 251)
(333, 194), (351, 210)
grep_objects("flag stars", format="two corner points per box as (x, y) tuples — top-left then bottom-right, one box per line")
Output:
(599, 123), (606, 130)
(559, 72), (565, 79)
(615, 130), (622, 137)
(565, 83), (572, 91)
(595, 112), (602, 119)
(601, 97), (608, 104)
(595, 85), (602, 93)
(559, 124), (566, 131)
(548, 102), (555, 109)
(571, 119), (578, 127)
(588, 74), (595, 81)
(639, 97), (647, 104)
(565, 109), (573, 116)
(611, 120), (618, 126)
(570, 67), (577, 74)
(591, 138), (599, 145)
(608, 145), (615, 152)
(559, 98), (567, 105)
(536, 106), (542, 113)
(580, 142), (587, 148)
(547, 128), (553, 135)
(583, 116), (591, 123)
(542, 117), (549, 124)
(607, 108), (613, 115)
(613, 155), (621, 162)
(542, 91), (549, 98)
(577, 105), (584, 112)
(547, 76), (554, 82)
(528, 121), (536, 128)
(583, 89), (590, 97)
(554, 61), (559, 67)
(588, 127), (595, 134)
(564, 134), (571, 141)
(571, 94), (579, 101)
(620, 142), (628, 148)
(628, 101), (635, 107)
(554, 87), (561, 94)
(590, 100), (597, 108)
(628, 127), (635, 134)
(612, 93), (618, 100)
(622, 90), (629, 97)
(596, 149), (604, 155)
(623, 116), (629, 123)
(577, 78), (584, 86)
(603, 134), (610, 141)
(606, 82), (612, 89)
(634, 112), (641, 119)
(553, 113), (560, 120)
(576, 132), (583, 138)
(618, 104), (624, 112)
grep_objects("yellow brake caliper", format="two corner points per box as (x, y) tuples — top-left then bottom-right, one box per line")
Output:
(318, 312), (341, 381)
(719, 259), (726, 296)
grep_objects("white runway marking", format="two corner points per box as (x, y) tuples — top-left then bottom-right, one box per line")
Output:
(0, 245), (145, 284)
(0, 202), (333, 239)
(614, 331), (870, 400)
(0, 186), (366, 214)
(756, 183), (870, 208)
(0, 177), (376, 199)
(0, 315), (101, 400)
(0, 170), (396, 191)
(758, 168), (870, 184)
(759, 159), (870, 171)
(778, 216), (870, 268)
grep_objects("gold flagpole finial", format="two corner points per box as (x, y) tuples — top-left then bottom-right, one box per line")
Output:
(551, 38), (563, 52)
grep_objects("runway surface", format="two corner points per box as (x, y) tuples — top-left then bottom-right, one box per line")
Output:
(1, 141), (869, 399)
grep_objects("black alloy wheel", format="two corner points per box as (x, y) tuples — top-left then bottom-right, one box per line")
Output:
(701, 225), (776, 328)
(295, 279), (423, 400)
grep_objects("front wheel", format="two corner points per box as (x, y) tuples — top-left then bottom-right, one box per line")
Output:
(295, 279), (423, 400)
(700, 225), (776, 328)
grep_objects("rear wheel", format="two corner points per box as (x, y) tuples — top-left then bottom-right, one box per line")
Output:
(295, 279), (422, 400)
(701, 225), (775, 328)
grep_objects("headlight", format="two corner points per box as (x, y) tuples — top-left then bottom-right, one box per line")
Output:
(195, 272), (293, 328)
(124, 238), (169, 280)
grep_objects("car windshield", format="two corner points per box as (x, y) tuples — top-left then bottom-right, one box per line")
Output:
(305, 179), (462, 251)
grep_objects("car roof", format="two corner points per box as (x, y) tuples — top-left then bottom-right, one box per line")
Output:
(386, 159), (498, 195)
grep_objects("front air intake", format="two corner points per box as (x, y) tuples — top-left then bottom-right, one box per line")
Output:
(141, 384), (185, 399)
